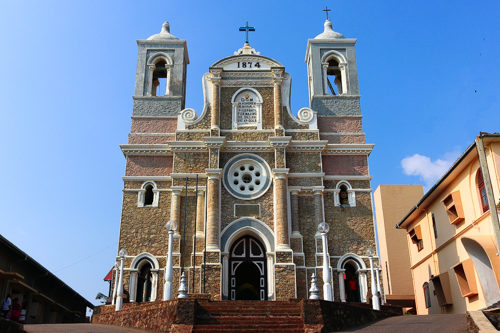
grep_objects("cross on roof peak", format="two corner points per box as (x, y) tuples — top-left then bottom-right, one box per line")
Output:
(239, 21), (256, 44)
(322, 6), (331, 20)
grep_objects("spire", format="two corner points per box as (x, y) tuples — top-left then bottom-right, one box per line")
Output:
(147, 21), (179, 41)
(314, 19), (344, 39)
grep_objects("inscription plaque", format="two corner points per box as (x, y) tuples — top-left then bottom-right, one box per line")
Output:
(236, 91), (258, 126)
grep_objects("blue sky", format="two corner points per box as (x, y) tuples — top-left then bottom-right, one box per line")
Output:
(0, 1), (499, 307)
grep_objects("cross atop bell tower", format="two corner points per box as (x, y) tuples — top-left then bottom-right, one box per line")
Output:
(322, 6), (331, 20)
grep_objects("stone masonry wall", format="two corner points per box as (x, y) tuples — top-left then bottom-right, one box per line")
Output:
(322, 155), (368, 175)
(131, 117), (177, 133)
(125, 156), (173, 176)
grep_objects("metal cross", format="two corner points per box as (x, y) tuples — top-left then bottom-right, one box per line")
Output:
(323, 6), (331, 20)
(239, 21), (255, 44)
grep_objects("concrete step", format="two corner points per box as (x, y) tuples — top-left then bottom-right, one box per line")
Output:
(196, 315), (304, 325)
(193, 325), (304, 333)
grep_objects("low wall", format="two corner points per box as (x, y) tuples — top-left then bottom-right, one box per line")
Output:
(92, 300), (196, 332)
(302, 300), (401, 332)
(93, 298), (401, 332)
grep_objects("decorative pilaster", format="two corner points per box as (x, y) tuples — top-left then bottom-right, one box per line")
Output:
(196, 189), (205, 237)
(272, 68), (284, 132)
(204, 136), (226, 169)
(290, 190), (300, 236)
(209, 69), (222, 134)
(321, 62), (329, 95)
(147, 65), (156, 96)
(165, 65), (172, 96)
(269, 136), (291, 169)
(273, 168), (290, 249)
(205, 168), (222, 251)
(313, 189), (325, 232)
(170, 188), (182, 237)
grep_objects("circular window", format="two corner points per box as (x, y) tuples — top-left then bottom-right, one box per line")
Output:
(223, 154), (272, 200)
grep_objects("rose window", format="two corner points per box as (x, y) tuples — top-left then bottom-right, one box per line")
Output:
(223, 154), (271, 200)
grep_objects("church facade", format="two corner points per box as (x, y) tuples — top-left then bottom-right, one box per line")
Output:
(114, 19), (377, 303)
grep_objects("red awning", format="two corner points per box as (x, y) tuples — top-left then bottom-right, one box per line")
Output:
(103, 267), (114, 281)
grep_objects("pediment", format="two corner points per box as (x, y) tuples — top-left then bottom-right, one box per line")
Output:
(211, 55), (282, 71)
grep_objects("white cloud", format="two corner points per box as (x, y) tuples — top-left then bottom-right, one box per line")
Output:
(401, 151), (460, 188)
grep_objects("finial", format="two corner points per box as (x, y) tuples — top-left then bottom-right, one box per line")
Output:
(177, 272), (188, 298)
(322, 6), (331, 20)
(309, 273), (320, 299)
(162, 21), (170, 33)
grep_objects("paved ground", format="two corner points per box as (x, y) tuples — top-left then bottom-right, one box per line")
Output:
(336, 314), (468, 332)
(24, 314), (468, 333)
(25, 323), (148, 333)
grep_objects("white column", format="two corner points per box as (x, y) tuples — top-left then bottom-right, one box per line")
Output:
(164, 221), (176, 301)
(318, 222), (332, 301)
(165, 66), (172, 96)
(368, 255), (380, 310)
(338, 271), (346, 302)
(129, 271), (137, 302)
(111, 263), (118, 305)
(375, 263), (382, 305)
(339, 63), (348, 95)
(151, 270), (158, 301)
(115, 249), (127, 311)
(147, 65), (155, 96)
(322, 63), (329, 95)
(360, 271), (368, 302)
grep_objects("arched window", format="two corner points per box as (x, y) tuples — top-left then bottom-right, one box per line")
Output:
(138, 181), (159, 207)
(144, 184), (154, 206)
(476, 168), (489, 213)
(423, 282), (431, 308)
(326, 58), (343, 96)
(151, 59), (168, 96)
(334, 181), (356, 207)
(339, 184), (349, 205)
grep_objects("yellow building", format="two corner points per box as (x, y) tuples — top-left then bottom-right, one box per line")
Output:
(374, 184), (423, 308)
(397, 133), (500, 314)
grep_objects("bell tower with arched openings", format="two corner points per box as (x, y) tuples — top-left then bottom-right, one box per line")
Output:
(133, 22), (189, 115)
(305, 18), (360, 115)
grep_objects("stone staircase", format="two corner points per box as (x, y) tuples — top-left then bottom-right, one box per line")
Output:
(193, 300), (305, 332)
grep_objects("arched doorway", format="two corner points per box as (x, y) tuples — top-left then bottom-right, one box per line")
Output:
(344, 261), (361, 302)
(136, 261), (153, 302)
(229, 235), (267, 300)
(462, 237), (500, 305)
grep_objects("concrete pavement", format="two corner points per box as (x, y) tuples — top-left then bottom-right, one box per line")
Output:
(335, 314), (468, 332)
(25, 323), (148, 333)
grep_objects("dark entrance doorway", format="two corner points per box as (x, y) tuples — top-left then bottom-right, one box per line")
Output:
(229, 235), (267, 300)
(344, 261), (361, 302)
(136, 261), (152, 302)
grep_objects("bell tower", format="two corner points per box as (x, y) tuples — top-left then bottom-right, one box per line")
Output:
(133, 22), (189, 116)
(305, 18), (360, 116)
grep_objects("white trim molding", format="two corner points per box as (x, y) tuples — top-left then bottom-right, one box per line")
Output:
(323, 144), (374, 155)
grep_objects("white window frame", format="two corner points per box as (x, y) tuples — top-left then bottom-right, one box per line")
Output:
(334, 180), (356, 207)
(138, 181), (159, 207)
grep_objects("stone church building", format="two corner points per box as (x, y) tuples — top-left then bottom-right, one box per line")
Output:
(113, 18), (377, 303)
